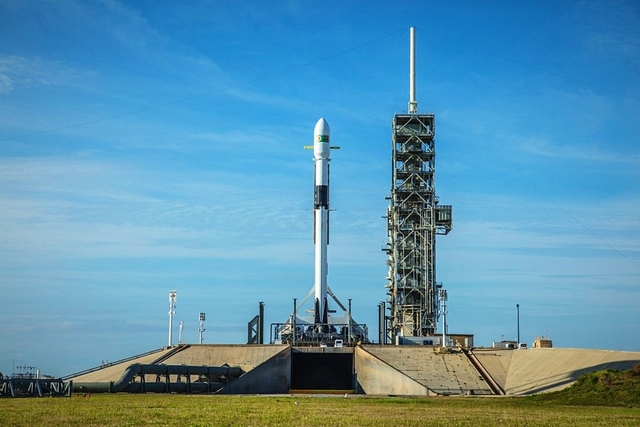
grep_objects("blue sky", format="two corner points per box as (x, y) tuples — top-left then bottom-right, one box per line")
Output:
(1, 1), (639, 376)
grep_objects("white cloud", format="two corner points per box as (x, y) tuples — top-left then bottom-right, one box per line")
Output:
(0, 55), (82, 93)
(517, 136), (640, 165)
(0, 155), (314, 263)
(437, 190), (640, 312)
(575, 1), (640, 63)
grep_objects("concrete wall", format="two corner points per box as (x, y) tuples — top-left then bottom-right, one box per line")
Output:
(354, 347), (430, 396)
(362, 346), (493, 395)
(220, 347), (291, 394)
(474, 347), (640, 395)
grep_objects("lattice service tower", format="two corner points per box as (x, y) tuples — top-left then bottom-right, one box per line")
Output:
(384, 27), (452, 341)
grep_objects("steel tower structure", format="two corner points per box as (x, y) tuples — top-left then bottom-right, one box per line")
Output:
(384, 28), (452, 340)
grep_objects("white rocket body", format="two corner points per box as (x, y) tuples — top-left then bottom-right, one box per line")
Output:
(313, 118), (331, 325)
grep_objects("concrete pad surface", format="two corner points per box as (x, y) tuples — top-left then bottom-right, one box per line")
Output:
(362, 346), (492, 395)
(69, 348), (173, 382)
(68, 345), (288, 384)
(474, 347), (640, 395)
(471, 349), (515, 391)
(162, 344), (287, 372)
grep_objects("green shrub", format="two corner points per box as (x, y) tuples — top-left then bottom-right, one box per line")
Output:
(530, 366), (640, 408)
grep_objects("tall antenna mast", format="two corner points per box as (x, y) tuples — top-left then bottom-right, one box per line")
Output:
(408, 27), (418, 113)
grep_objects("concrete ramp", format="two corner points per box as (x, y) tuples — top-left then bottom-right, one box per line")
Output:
(355, 347), (430, 395)
(357, 346), (492, 396)
(68, 347), (175, 382)
(474, 348), (640, 395)
(469, 349), (515, 391)
(160, 344), (288, 372)
(67, 345), (288, 385)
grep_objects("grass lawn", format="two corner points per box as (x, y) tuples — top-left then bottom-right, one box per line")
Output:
(1, 394), (639, 427)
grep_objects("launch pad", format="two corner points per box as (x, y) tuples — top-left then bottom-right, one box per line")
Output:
(64, 344), (640, 396)
(270, 288), (369, 347)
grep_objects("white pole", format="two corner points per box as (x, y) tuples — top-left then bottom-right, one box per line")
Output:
(439, 289), (448, 348)
(198, 312), (206, 344)
(408, 27), (418, 113)
(442, 307), (446, 348)
(168, 290), (177, 347)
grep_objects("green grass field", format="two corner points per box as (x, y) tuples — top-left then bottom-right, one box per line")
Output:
(2, 368), (639, 426)
(1, 394), (639, 427)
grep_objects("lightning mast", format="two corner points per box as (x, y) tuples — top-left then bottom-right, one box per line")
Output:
(385, 27), (452, 341)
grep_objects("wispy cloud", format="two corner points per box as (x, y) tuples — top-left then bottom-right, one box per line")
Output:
(0, 155), (313, 263)
(437, 190), (640, 305)
(517, 136), (640, 165)
(0, 55), (83, 93)
(575, 0), (640, 63)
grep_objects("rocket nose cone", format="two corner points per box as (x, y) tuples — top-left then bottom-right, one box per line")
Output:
(314, 118), (330, 139)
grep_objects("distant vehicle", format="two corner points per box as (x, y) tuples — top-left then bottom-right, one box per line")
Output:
(492, 340), (517, 349)
(519, 343), (528, 349)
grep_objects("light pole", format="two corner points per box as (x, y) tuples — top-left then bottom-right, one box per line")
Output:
(292, 298), (297, 346)
(168, 290), (177, 347)
(348, 298), (352, 346)
(516, 304), (520, 346)
(198, 312), (206, 345)
(439, 289), (448, 348)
